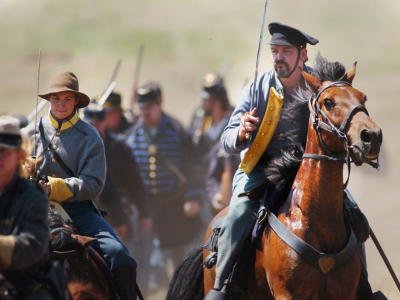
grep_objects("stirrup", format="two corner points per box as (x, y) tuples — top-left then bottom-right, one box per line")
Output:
(204, 252), (217, 269)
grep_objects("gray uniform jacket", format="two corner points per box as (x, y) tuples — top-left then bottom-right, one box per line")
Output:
(23, 114), (106, 202)
(221, 67), (312, 158)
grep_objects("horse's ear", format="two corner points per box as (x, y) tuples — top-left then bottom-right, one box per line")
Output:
(343, 61), (357, 83)
(303, 71), (321, 92)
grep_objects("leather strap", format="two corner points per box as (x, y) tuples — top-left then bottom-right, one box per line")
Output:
(39, 119), (75, 177)
(268, 210), (358, 274)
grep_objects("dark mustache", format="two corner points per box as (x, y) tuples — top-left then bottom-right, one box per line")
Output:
(274, 60), (289, 68)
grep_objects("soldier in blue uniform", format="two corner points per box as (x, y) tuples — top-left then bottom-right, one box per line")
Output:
(189, 73), (238, 220)
(0, 115), (57, 299)
(23, 71), (138, 300)
(102, 92), (134, 134)
(83, 102), (151, 242)
(126, 81), (203, 263)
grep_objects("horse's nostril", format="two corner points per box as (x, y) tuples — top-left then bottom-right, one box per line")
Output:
(360, 129), (372, 143)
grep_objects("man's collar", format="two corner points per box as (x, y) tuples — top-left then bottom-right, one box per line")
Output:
(49, 111), (80, 131)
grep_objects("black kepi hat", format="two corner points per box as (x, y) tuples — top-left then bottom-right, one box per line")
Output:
(268, 22), (319, 48)
(136, 81), (162, 108)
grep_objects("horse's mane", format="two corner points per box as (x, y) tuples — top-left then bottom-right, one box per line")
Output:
(313, 53), (347, 82)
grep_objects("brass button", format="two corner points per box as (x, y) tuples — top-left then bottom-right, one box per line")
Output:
(149, 164), (157, 171)
(267, 120), (272, 125)
(255, 143), (259, 147)
(149, 157), (156, 164)
(151, 180), (157, 186)
(51, 144), (58, 150)
(261, 132), (266, 136)
(149, 171), (157, 179)
(148, 144), (157, 155)
(51, 158), (56, 164)
(269, 107), (274, 111)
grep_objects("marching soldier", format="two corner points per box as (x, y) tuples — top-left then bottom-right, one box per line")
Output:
(189, 73), (238, 220)
(23, 71), (138, 300)
(102, 91), (135, 134)
(83, 102), (151, 243)
(125, 81), (203, 264)
(0, 115), (58, 299)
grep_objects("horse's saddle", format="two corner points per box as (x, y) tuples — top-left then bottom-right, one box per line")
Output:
(49, 201), (97, 258)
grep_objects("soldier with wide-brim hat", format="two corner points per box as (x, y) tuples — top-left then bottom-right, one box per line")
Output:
(23, 70), (139, 299)
(39, 71), (90, 108)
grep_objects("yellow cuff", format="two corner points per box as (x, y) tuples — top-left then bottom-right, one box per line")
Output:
(0, 235), (16, 269)
(48, 177), (73, 202)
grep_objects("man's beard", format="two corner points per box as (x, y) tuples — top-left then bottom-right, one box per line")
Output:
(274, 60), (291, 78)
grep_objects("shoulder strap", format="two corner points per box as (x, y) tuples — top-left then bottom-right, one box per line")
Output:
(39, 119), (75, 177)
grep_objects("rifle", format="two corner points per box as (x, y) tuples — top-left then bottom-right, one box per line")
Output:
(129, 44), (145, 112)
(97, 59), (121, 105)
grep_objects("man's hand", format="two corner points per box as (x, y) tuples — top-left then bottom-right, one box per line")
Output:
(238, 107), (259, 142)
(38, 179), (51, 197)
(183, 200), (201, 218)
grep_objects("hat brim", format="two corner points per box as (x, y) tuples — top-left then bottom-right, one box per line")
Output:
(39, 87), (90, 108)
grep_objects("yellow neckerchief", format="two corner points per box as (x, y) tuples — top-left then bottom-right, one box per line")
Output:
(49, 111), (79, 131)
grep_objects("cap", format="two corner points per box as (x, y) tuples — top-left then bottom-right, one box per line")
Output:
(201, 72), (226, 99)
(83, 101), (105, 123)
(268, 22), (319, 48)
(103, 92), (122, 111)
(136, 81), (162, 107)
(0, 115), (22, 149)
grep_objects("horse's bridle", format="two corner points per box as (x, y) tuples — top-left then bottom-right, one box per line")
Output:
(303, 80), (378, 187)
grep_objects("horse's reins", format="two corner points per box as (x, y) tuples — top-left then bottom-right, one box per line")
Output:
(303, 80), (379, 188)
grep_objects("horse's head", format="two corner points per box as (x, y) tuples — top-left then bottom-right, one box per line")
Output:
(303, 57), (382, 166)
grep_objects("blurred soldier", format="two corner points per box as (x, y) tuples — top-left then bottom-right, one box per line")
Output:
(23, 71), (138, 300)
(126, 81), (203, 264)
(0, 115), (59, 299)
(83, 102), (151, 242)
(189, 73), (238, 220)
(102, 91), (134, 134)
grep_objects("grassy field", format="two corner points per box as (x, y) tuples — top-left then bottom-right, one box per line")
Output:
(1, 0), (400, 298)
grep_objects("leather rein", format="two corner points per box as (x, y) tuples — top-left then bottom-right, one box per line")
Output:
(303, 80), (378, 188)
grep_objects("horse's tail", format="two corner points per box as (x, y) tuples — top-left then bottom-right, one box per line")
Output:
(166, 246), (204, 300)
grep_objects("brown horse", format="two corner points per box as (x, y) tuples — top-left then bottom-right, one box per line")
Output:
(48, 204), (116, 300)
(167, 58), (382, 300)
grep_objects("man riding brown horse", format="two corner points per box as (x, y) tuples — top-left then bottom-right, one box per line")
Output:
(23, 71), (139, 300)
(204, 22), (373, 300)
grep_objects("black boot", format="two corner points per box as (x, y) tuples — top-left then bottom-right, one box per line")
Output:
(113, 266), (138, 300)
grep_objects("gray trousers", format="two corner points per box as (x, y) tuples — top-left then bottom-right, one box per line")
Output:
(214, 166), (265, 290)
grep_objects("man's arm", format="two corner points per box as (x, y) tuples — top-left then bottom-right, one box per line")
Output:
(0, 187), (48, 270)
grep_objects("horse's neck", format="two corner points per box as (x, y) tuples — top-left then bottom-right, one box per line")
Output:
(286, 125), (347, 248)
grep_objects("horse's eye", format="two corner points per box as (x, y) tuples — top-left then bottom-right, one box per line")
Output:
(323, 98), (335, 111)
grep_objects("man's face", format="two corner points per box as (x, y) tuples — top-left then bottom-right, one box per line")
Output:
(139, 102), (162, 127)
(270, 45), (306, 78)
(49, 91), (78, 120)
(201, 96), (214, 115)
(104, 110), (122, 131)
(0, 147), (20, 180)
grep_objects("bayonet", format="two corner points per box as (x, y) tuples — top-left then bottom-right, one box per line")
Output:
(129, 44), (145, 112)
